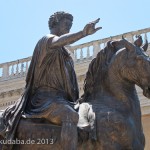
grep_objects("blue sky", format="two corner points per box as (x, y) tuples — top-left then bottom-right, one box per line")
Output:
(0, 0), (150, 63)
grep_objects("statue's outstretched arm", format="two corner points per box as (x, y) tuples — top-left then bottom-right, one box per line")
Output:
(49, 18), (102, 48)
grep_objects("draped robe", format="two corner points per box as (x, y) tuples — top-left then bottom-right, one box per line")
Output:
(2, 34), (79, 149)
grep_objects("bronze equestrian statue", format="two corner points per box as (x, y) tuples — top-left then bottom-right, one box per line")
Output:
(11, 36), (148, 150)
(77, 36), (149, 150)
(0, 12), (101, 150)
(0, 12), (149, 150)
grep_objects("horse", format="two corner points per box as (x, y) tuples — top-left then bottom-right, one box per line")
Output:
(77, 37), (149, 150)
(0, 38), (149, 150)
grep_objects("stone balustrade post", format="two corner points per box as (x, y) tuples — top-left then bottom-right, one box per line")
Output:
(2, 63), (9, 79)
(93, 42), (100, 58)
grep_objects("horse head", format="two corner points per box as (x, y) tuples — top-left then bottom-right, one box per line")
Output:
(108, 37), (150, 99)
(83, 36), (150, 101)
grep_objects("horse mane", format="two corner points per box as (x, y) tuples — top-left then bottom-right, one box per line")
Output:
(83, 41), (118, 99)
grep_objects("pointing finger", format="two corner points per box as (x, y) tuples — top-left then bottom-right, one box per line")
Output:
(92, 18), (100, 25)
(95, 27), (102, 32)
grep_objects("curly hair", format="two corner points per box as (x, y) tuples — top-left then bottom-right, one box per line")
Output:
(48, 11), (73, 30)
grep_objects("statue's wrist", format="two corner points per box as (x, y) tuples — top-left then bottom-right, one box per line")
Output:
(82, 30), (87, 37)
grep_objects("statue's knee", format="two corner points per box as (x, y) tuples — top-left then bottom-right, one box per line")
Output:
(71, 112), (79, 124)
(64, 111), (79, 125)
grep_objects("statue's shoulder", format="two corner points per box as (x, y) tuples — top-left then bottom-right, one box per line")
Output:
(38, 34), (55, 42)
(37, 34), (55, 45)
(45, 34), (55, 39)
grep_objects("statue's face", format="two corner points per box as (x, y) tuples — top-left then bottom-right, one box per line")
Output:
(57, 17), (73, 35)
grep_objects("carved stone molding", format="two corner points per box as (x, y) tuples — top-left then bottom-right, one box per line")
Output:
(0, 88), (24, 99)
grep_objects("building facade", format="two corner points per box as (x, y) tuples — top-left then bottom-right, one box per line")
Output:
(0, 27), (150, 149)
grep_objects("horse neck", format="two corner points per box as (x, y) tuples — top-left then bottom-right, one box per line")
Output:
(106, 59), (140, 107)
(107, 63), (142, 127)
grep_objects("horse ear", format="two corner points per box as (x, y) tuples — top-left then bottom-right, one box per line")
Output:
(110, 41), (124, 50)
(110, 40), (124, 47)
(120, 38), (136, 53)
(110, 41), (116, 47)
(141, 39), (148, 52)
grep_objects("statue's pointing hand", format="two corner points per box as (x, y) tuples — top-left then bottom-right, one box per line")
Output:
(83, 18), (102, 36)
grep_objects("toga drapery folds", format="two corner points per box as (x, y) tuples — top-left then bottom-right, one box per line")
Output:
(2, 34), (79, 149)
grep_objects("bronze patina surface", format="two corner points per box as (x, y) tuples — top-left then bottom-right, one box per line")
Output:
(12, 36), (149, 150)
(0, 12), (149, 150)
(0, 11), (101, 150)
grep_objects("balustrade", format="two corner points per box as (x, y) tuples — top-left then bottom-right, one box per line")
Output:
(0, 27), (150, 81)
(0, 57), (31, 81)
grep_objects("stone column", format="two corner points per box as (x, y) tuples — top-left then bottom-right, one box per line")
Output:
(93, 42), (100, 58)
(2, 63), (9, 79)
